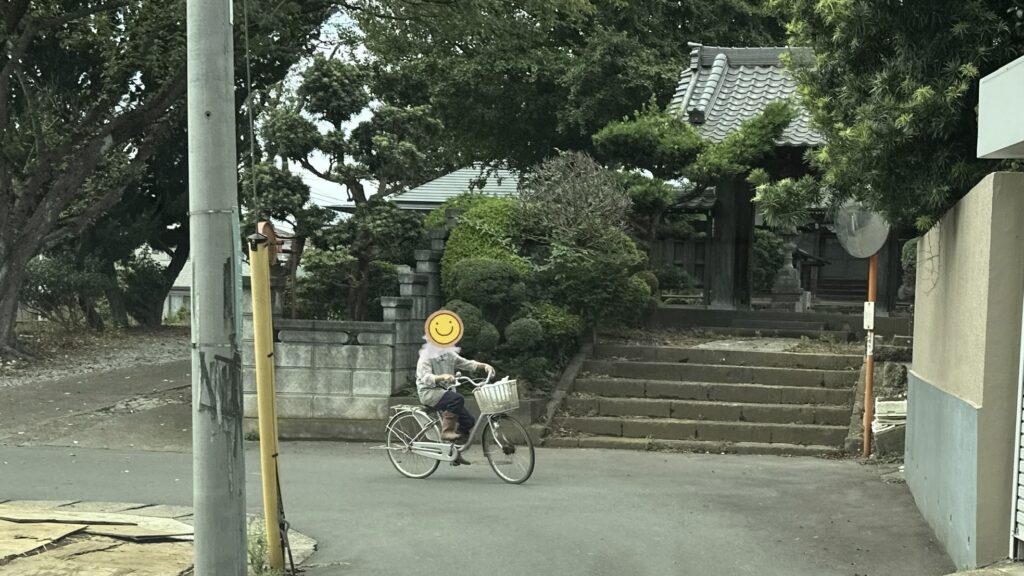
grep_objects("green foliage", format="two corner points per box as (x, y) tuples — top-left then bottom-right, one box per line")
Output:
(517, 303), (583, 359)
(517, 151), (631, 247)
(239, 163), (334, 237)
(593, 101), (795, 249)
(20, 256), (108, 328)
(654, 265), (693, 291)
(448, 258), (528, 326)
(902, 238), (919, 277)
(293, 248), (400, 322)
(749, 169), (822, 234)
(536, 235), (649, 328)
(318, 198), (424, 267)
(424, 192), (495, 230)
(120, 252), (173, 328)
(444, 300), (498, 359)
(753, 229), (785, 293)
(298, 55), (372, 128)
(504, 318), (545, 354)
(357, 0), (783, 168)
(688, 101), (797, 187)
(772, 0), (1024, 230)
(593, 102), (705, 179)
(441, 198), (529, 297)
(0, 0), (333, 348)
(293, 248), (352, 321)
(633, 270), (660, 296)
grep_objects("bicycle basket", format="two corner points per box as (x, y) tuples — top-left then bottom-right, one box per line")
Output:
(475, 379), (519, 414)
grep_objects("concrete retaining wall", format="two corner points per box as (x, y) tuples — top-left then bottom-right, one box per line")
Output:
(906, 172), (1024, 569)
(242, 232), (449, 440)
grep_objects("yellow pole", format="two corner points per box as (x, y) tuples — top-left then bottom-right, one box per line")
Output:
(247, 233), (283, 570)
(862, 254), (878, 458)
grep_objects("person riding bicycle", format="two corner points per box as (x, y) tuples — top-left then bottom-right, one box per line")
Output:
(416, 310), (495, 450)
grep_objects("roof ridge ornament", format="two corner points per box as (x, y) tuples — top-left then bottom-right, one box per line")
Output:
(689, 53), (728, 125)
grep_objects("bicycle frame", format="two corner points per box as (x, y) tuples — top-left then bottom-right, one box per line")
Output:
(385, 408), (509, 463)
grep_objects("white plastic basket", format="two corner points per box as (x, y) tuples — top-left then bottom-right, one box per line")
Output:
(475, 379), (519, 414)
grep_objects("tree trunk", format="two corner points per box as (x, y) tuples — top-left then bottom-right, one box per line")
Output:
(347, 257), (371, 321)
(102, 259), (129, 328)
(0, 248), (31, 355)
(79, 295), (105, 331)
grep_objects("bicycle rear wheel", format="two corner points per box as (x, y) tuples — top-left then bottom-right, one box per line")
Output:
(386, 412), (440, 479)
(482, 415), (535, 484)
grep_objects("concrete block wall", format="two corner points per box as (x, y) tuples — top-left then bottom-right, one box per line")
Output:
(906, 172), (1024, 569)
(241, 234), (448, 441)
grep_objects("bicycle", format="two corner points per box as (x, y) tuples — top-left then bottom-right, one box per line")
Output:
(380, 374), (535, 484)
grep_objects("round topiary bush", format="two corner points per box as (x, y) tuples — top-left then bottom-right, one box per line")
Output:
(632, 270), (659, 296)
(444, 299), (498, 359)
(440, 198), (530, 297)
(448, 258), (528, 324)
(518, 303), (582, 357)
(504, 317), (544, 353)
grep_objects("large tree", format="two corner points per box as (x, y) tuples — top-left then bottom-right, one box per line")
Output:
(354, 0), (785, 169)
(0, 0), (333, 354)
(262, 54), (458, 319)
(771, 0), (1024, 230)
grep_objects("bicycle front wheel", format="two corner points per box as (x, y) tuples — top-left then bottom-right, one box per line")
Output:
(386, 412), (440, 479)
(482, 415), (535, 484)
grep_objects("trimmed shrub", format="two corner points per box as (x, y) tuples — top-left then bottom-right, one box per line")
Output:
(753, 228), (784, 293)
(523, 303), (583, 356)
(448, 258), (527, 326)
(440, 197), (530, 297)
(444, 299), (498, 359)
(654, 265), (692, 291)
(536, 230), (647, 328)
(424, 192), (493, 230)
(504, 317), (544, 353)
(633, 270), (659, 295)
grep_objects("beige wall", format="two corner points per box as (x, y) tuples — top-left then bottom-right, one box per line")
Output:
(910, 171), (1024, 567)
(914, 172), (1024, 407)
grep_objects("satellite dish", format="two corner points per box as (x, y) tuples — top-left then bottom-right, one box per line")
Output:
(835, 200), (890, 258)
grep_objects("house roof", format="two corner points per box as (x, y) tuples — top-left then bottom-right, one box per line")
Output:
(669, 44), (823, 147)
(390, 165), (520, 211)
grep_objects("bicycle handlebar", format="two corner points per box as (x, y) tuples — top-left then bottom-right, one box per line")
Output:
(443, 373), (493, 389)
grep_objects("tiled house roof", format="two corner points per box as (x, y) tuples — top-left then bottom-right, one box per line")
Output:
(669, 44), (823, 147)
(390, 165), (519, 211)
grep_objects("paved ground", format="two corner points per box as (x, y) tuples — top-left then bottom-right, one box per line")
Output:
(0, 442), (954, 576)
(0, 360), (192, 452)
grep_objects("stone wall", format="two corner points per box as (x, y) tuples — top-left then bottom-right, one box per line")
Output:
(906, 172), (1024, 569)
(242, 230), (448, 440)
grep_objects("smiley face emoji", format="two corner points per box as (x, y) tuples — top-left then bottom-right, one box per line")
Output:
(425, 310), (464, 347)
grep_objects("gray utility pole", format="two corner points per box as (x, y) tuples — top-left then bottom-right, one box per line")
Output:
(187, 0), (247, 574)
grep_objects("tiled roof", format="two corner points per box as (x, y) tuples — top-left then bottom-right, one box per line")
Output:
(669, 44), (823, 147)
(390, 164), (520, 211)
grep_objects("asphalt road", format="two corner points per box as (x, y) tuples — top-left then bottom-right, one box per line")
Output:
(0, 442), (954, 576)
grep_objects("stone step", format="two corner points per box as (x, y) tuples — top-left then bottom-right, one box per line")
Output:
(559, 416), (849, 446)
(682, 327), (852, 339)
(593, 344), (862, 370)
(544, 435), (842, 457)
(565, 397), (851, 426)
(731, 319), (826, 331)
(575, 378), (853, 405)
(583, 360), (856, 388)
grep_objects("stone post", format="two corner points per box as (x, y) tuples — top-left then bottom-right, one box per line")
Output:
(399, 272), (430, 321)
(382, 296), (419, 394)
(416, 242), (444, 315)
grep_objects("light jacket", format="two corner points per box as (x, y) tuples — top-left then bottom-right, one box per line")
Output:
(415, 350), (479, 406)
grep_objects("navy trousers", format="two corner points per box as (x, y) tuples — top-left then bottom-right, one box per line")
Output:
(435, 390), (476, 433)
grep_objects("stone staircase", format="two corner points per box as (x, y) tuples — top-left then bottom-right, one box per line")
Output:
(546, 344), (862, 456)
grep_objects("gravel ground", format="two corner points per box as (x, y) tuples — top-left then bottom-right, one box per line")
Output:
(0, 324), (189, 388)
